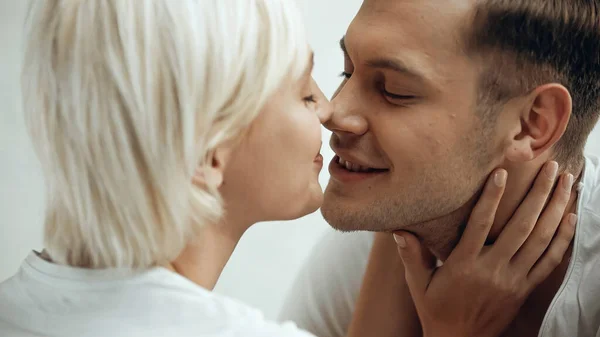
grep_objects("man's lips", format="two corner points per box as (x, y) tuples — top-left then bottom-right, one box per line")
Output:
(329, 155), (389, 183)
(333, 155), (389, 173)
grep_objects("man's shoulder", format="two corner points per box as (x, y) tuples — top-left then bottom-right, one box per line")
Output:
(291, 230), (374, 283)
(582, 154), (600, 217)
(539, 154), (600, 337)
(278, 231), (374, 337)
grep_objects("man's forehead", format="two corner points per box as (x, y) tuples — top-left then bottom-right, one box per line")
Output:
(347, 0), (475, 82)
(363, 0), (474, 13)
(359, 0), (473, 43)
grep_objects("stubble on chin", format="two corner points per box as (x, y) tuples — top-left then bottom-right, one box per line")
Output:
(321, 192), (475, 261)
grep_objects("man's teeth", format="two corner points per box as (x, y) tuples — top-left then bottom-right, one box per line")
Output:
(338, 157), (372, 173)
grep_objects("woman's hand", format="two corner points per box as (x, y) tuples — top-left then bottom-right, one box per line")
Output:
(394, 162), (576, 337)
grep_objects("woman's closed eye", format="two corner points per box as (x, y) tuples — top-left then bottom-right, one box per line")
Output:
(303, 94), (316, 106)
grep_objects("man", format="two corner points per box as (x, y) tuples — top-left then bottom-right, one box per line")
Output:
(279, 0), (600, 336)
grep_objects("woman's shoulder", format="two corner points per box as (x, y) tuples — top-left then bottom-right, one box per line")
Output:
(135, 270), (316, 336)
(0, 256), (314, 337)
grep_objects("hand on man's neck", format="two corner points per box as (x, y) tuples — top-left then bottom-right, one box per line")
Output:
(487, 156), (583, 243)
(413, 155), (583, 262)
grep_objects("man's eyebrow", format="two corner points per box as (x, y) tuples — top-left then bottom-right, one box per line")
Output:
(339, 36), (348, 56)
(366, 58), (429, 82)
(340, 36), (431, 84)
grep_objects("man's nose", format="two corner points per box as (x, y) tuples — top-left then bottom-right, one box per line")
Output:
(323, 80), (368, 136)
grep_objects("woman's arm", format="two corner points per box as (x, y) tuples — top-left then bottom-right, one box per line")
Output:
(346, 233), (421, 337)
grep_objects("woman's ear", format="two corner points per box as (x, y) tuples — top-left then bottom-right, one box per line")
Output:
(505, 83), (572, 162)
(191, 147), (232, 189)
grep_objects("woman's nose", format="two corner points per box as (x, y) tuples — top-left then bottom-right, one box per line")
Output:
(310, 78), (333, 123)
(317, 100), (333, 124)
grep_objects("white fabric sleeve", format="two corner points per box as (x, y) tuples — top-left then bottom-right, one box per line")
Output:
(223, 298), (319, 337)
(277, 230), (374, 337)
(248, 319), (318, 337)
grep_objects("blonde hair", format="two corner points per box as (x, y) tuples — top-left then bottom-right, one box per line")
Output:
(22, 0), (309, 268)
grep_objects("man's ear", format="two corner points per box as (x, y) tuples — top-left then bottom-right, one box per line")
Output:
(191, 147), (232, 189)
(505, 83), (572, 162)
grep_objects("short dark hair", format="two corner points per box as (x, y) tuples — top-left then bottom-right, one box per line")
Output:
(467, 0), (600, 170)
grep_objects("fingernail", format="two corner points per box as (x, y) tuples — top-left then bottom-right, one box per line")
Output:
(569, 214), (578, 227)
(564, 174), (574, 190)
(394, 234), (407, 248)
(545, 161), (558, 180)
(494, 170), (507, 187)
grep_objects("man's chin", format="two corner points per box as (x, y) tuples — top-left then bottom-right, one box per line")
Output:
(320, 205), (358, 232)
(320, 203), (399, 233)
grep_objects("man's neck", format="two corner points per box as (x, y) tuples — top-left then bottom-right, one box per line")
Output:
(417, 157), (583, 261)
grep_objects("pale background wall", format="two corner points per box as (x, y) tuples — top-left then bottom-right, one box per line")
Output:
(1, 0), (599, 321)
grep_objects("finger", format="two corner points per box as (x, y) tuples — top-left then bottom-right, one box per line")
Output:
(527, 213), (576, 286)
(394, 232), (436, 298)
(511, 173), (574, 271)
(492, 161), (559, 259)
(451, 169), (507, 260)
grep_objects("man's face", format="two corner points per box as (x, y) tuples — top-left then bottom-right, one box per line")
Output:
(322, 0), (501, 235)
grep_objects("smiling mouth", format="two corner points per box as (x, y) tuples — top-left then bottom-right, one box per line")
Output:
(334, 155), (389, 173)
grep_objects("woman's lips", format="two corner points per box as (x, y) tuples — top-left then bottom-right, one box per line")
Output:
(314, 153), (324, 164)
(313, 153), (324, 171)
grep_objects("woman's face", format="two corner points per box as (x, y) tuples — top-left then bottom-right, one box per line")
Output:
(220, 59), (332, 223)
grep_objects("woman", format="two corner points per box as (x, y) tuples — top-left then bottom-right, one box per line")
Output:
(0, 1), (574, 336)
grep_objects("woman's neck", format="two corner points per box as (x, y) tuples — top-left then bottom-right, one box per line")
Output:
(168, 218), (249, 290)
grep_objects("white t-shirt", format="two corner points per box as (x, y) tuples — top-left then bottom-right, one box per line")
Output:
(0, 253), (315, 337)
(279, 155), (600, 337)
